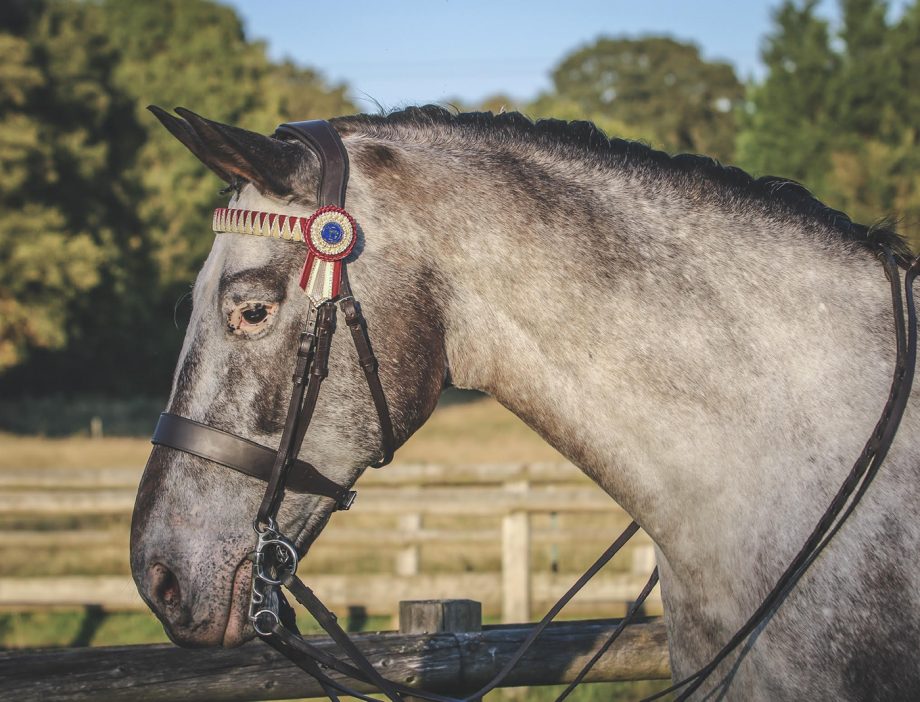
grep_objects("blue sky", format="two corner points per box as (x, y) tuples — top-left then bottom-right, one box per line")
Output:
(222, 1), (905, 112)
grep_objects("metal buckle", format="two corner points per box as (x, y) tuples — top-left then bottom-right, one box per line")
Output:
(337, 490), (357, 511)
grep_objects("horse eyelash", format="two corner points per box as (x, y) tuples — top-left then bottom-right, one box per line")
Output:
(219, 178), (245, 196)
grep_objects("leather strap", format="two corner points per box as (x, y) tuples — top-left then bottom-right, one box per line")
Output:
(339, 273), (395, 468)
(282, 575), (408, 702)
(151, 413), (354, 506)
(274, 121), (349, 207)
(257, 303), (338, 524)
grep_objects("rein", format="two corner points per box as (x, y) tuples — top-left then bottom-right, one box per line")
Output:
(150, 119), (920, 700)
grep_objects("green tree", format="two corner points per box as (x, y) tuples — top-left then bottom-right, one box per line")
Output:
(737, 0), (920, 246)
(833, 0), (901, 138)
(544, 36), (744, 160)
(0, 0), (151, 375)
(735, 1), (838, 189)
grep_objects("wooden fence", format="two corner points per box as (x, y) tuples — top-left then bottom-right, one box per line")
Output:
(0, 599), (671, 701)
(0, 461), (659, 621)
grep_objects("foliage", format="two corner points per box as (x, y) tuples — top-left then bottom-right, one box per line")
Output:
(0, 0), (147, 375)
(737, 0), (920, 246)
(539, 36), (744, 160)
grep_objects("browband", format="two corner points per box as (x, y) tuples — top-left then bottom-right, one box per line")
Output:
(152, 413), (356, 509)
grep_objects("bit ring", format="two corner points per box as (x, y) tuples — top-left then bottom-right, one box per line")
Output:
(251, 608), (280, 636)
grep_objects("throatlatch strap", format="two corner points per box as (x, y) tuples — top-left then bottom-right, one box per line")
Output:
(339, 274), (395, 468)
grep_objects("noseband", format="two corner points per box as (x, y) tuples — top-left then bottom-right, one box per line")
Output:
(148, 119), (920, 702)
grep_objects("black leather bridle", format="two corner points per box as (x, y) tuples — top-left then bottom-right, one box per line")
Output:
(148, 119), (920, 701)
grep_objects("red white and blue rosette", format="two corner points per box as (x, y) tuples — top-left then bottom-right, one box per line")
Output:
(299, 205), (357, 302)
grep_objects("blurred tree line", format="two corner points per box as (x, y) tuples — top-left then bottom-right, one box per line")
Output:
(0, 0), (917, 406)
(0, 0), (353, 398)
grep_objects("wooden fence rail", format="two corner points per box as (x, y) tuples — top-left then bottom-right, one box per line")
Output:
(0, 616), (670, 701)
(0, 570), (659, 616)
(0, 462), (658, 621)
(0, 461), (589, 489)
(0, 463), (671, 698)
(0, 485), (617, 515)
(0, 525), (626, 548)
(0, 463), (657, 622)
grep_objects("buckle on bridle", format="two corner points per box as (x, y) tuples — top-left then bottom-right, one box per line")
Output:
(337, 490), (357, 511)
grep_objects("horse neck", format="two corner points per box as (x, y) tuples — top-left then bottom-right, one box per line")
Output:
(363, 141), (902, 584)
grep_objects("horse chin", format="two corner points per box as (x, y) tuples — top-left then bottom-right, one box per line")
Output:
(221, 559), (257, 647)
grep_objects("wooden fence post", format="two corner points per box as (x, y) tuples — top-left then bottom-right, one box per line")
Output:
(399, 599), (482, 701)
(398, 599), (482, 634)
(396, 513), (422, 577)
(632, 543), (656, 575)
(502, 480), (531, 623)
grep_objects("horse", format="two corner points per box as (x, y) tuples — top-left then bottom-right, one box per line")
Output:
(130, 105), (920, 700)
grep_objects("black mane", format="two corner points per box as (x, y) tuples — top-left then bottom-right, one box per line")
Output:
(334, 105), (910, 261)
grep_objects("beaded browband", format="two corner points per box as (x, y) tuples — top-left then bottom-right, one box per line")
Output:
(213, 205), (357, 302)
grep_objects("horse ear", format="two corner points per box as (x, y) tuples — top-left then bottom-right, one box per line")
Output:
(147, 105), (309, 197)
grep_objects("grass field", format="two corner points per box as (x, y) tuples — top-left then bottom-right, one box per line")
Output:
(0, 392), (669, 700)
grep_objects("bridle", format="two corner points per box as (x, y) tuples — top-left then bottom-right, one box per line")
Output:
(152, 120), (394, 518)
(148, 119), (920, 701)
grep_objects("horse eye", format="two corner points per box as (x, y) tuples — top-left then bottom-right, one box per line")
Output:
(242, 305), (268, 324)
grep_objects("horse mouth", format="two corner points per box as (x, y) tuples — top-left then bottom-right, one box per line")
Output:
(221, 557), (256, 647)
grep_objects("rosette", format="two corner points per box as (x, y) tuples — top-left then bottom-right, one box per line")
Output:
(299, 205), (357, 302)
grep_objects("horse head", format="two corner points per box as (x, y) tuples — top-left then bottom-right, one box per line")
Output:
(130, 108), (447, 646)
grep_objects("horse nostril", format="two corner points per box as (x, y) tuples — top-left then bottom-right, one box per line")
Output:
(149, 562), (182, 608)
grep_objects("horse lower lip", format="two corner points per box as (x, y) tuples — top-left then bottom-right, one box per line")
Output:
(222, 559), (253, 647)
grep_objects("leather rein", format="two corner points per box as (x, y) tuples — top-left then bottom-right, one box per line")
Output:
(150, 119), (920, 701)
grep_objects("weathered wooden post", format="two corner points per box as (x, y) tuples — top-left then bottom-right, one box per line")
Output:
(395, 513), (422, 577)
(501, 480), (531, 623)
(399, 599), (482, 701)
(398, 599), (482, 635)
(632, 543), (657, 575)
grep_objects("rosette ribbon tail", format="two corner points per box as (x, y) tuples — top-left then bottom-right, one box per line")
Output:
(299, 252), (344, 302)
